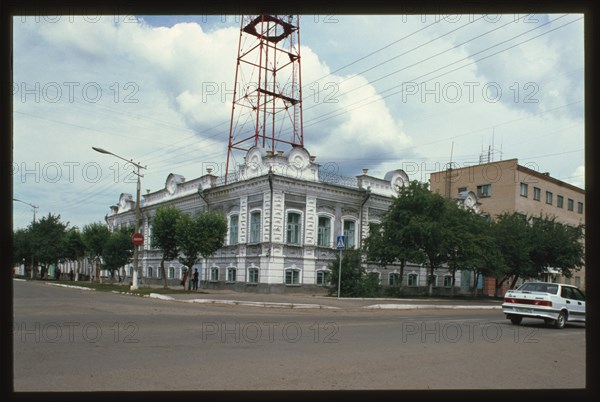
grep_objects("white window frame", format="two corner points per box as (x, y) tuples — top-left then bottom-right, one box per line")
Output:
(210, 267), (219, 281)
(229, 214), (239, 245)
(477, 184), (492, 197)
(227, 267), (237, 283)
(286, 210), (303, 245)
(444, 275), (452, 288)
(248, 268), (259, 284)
(519, 182), (528, 197)
(316, 270), (330, 286)
(168, 266), (175, 279)
(147, 266), (153, 278)
(285, 268), (301, 286)
(389, 273), (400, 286)
(317, 215), (333, 248)
(249, 210), (261, 243)
(408, 273), (418, 287)
(342, 218), (357, 249)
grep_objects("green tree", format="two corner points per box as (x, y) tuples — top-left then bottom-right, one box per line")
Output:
(102, 227), (134, 282)
(82, 222), (111, 282)
(29, 213), (69, 276)
(327, 249), (381, 297)
(493, 212), (535, 289)
(13, 228), (34, 277)
(529, 214), (585, 280)
(62, 227), (86, 280)
(151, 206), (183, 288)
(176, 211), (227, 289)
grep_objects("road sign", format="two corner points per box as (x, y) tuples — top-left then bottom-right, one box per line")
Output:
(336, 235), (346, 250)
(131, 232), (144, 246)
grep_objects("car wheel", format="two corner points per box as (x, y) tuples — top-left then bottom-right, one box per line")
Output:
(554, 311), (567, 329)
(510, 315), (523, 325)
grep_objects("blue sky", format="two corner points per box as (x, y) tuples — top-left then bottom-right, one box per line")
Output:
(12, 13), (585, 230)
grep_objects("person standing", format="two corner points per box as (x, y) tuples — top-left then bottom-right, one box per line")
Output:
(193, 268), (199, 290)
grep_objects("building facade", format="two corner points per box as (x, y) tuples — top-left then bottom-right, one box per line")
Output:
(429, 158), (585, 293)
(104, 146), (466, 294)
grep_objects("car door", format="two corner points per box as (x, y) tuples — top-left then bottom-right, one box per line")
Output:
(560, 286), (585, 322)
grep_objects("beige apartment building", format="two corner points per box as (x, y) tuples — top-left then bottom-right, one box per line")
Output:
(430, 158), (585, 294)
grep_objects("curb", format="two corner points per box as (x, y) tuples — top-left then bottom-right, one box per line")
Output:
(156, 296), (340, 309)
(363, 304), (502, 310)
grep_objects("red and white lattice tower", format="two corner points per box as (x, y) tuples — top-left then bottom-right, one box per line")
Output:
(225, 15), (304, 183)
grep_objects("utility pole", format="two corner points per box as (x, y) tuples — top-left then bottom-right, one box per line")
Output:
(93, 147), (146, 290)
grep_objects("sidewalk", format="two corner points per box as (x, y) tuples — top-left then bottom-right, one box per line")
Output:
(149, 287), (503, 310)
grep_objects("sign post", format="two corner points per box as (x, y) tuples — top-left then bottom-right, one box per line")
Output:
(336, 235), (346, 299)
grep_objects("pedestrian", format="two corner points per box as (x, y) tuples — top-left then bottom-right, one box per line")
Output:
(69, 269), (74, 281)
(181, 268), (187, 290)
(193, 268), (199, 290)
(56, 267), (61, 280)
(40, 266), (46, 279)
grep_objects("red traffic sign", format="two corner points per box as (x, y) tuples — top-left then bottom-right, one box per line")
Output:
(131, 232), (144, 245)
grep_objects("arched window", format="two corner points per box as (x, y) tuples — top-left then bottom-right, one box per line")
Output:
(249, 211), (261, 243)
(389, 273), (400, 286)
(285, 268), (300, 285)
(343, 219), (357, 248)
(248, 268), (259, 284)
(408, 273), (418, 287)
(168, 267), (175, 279)
(229, 214), (239, 245)
(286, 212), (302, 245)
(147, 267), (153, 278)
(210, 267), (219, 281)
(227, 267), (237, 282)
(317, 216), (332, 247)
(316, 270), (330, 286)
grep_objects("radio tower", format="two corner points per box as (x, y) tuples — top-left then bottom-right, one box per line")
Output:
(225, 15), (304, 183)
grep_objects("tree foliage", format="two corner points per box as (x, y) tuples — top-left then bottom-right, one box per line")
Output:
(327, 249), (381, 297)
(29, 213), (69, 270)
(102, 227), (134, 280)
(82, 222), (111, 281)
(152, 206), (183, 288)
(176, 211), (227, 286)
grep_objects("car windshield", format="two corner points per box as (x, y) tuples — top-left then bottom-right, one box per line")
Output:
(518, 283), (559, 294)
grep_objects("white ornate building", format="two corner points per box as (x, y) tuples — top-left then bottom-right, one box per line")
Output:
(104, 145), (464, 293)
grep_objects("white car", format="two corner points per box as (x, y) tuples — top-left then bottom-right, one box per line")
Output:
(502, 282), (585, 329)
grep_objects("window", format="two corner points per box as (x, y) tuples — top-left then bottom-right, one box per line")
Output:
(575, 276), (580, 287)
(428, 275), (438, 287)
(317, 216), (331, 247)
(129, 266), (133, 276)
(577, 202), (583, 214)
(476, 184), (491, 197)
(316, 270), (330, 286)
(157, 267), (163, 279)
(444, 275), (452, 288)
(229, 215), (239, 245)
(248, 268), (259, 284)
(457, 186), (467, 193)
(408, 273), (418, 287)
(519, 183), (528, 197)
(343, 220), (356, 248)
(249, 212), (261, 243)
(147, 267), (153, 278)
(210, 267), (219, 281)
(557, 195), (564, 208)
(389, 273), (400, 286)
(285, 269), (300, 285)
(568, 198), (574, 211)
(286, 212), (302, 244)
(546, 191), (553, 205)
(533, 187), (541, 201)
(226, 267), (236, 282)
(168, 267), (175, 279)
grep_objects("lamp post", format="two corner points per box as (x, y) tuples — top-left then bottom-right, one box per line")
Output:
(13, 198), (38, 279)
(93, 146), (146, 290)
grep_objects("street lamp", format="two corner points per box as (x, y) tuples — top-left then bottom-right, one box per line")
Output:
(93, 146), (146, 290)
(13, 198), (38, 279)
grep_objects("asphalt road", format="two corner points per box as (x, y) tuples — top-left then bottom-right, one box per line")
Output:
(12, 280), (586, 391)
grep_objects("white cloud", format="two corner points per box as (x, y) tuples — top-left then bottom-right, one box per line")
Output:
(12, 14), (585, 229)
